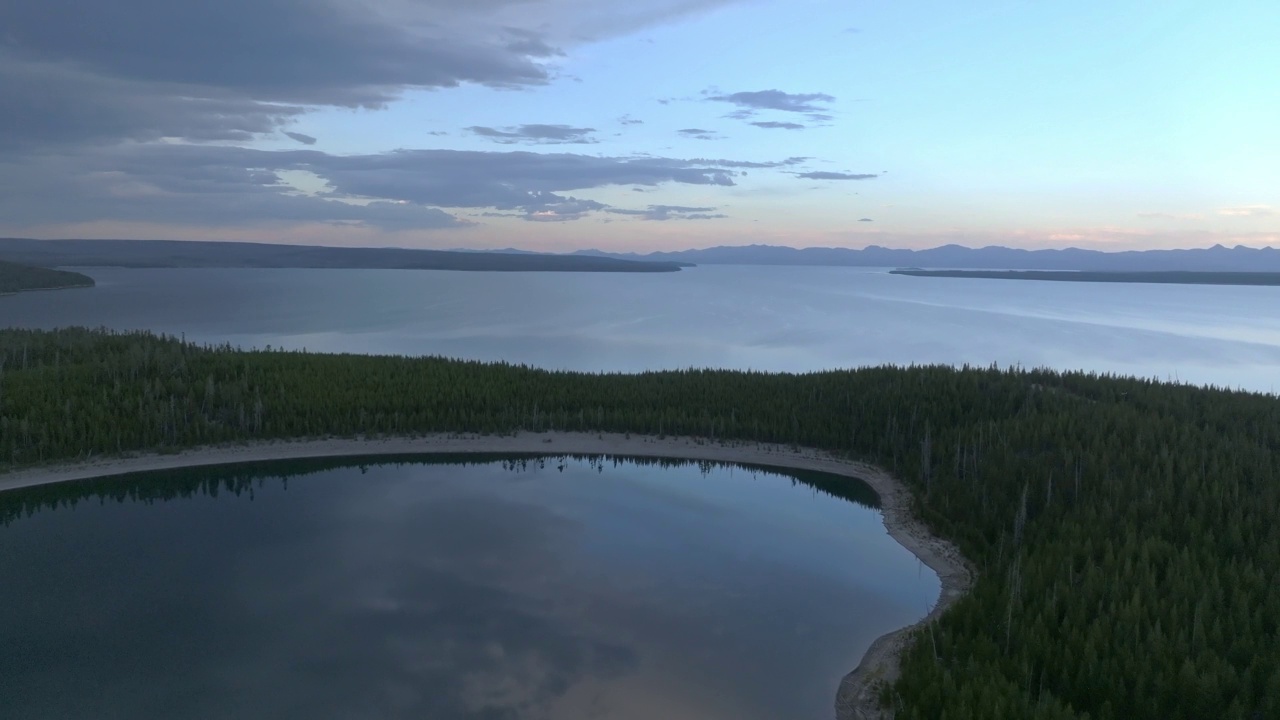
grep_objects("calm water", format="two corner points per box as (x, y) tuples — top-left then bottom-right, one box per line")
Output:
(3, 265), (1278, 392)
(0, 456), (934, 720)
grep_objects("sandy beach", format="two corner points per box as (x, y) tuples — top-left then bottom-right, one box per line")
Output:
(0, 431), (972, 720)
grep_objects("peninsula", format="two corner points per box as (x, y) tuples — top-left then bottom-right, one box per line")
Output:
(0, 260), (95, 294)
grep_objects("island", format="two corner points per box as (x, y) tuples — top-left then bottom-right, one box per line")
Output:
(0, 238), (689, 273)
(1, 326), (1275, 719)
(890, 268), (1280, 286)
(0, 260), (95, 294)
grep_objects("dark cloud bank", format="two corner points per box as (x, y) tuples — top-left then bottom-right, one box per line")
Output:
(0, 0), (839, 230)
(0, 144), (763, 227)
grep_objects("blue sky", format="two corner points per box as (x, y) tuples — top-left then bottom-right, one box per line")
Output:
(1, 0), (1276, 251)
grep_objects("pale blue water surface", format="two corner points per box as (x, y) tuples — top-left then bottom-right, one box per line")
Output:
(3, 265), (1276, 391)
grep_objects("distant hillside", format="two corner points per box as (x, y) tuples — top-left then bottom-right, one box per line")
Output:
(890, 269), (1280, 286)
(0, 239), (685, 273)
(11, 238), (1279, 273)
(572, 243), (1280, 272)
(0, 260), (95, 294)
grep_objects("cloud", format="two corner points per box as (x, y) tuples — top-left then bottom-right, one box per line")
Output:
(296, 149), (739, 206)
(1, 1), (558, 106)
(501, 27), (565, 58)
(521, 196), (609, 222)
(750, 121), (806, 130)
(535, 0), (746, 43)
(608, 204), (726, 221)
(467, 124), (599, 145)
(859, 217), (873, 222)
(688, 156), (809, 168)
(0, 60), (307, 150)
(284, 131), (318, 146)
(0, 0), (792, 234)
(678, 128), (722, 140)
(708, 89), (835, 115)
(1217, 205), (1276, 218)
(795, 171), (878, 180)
(0, 0), (750, 152)
(1141, 207), (1276, 221)
(0, 145), (758, 229)
(1137, 211), (1205, 221)
(0, 151), (470, 231)
(0, 2), (575, 154)
(618, 115), (644, 125)
(707, 89), (837, 130)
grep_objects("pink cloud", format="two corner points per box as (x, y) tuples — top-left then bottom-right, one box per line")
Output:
(1217, 205), (1277, 218)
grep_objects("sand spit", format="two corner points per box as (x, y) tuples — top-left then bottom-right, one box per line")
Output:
(0, 432), (972, 720)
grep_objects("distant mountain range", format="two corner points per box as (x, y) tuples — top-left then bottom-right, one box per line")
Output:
(0, 239), (685, 273)
(569, 243), (1280, 272)
(5, 238), (1279, 273)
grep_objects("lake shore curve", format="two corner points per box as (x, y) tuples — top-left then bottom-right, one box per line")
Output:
(0, 431), (973, 720)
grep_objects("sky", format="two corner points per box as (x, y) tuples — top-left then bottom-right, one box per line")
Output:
(1, 0), (1277, 252)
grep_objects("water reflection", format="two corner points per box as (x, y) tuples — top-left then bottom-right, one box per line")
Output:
(0, 454), (880, 527)
(0, 456), (929, 720)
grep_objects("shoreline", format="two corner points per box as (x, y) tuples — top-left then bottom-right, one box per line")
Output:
(0, 432), (972, 720)
(0, 282), (95, 296)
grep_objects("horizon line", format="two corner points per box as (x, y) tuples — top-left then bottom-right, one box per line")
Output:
(4, 236), (1279, 256)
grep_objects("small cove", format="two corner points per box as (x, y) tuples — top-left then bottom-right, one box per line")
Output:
(0, 454), (938, 720)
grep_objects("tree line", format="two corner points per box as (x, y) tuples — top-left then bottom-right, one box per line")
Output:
(1, 327), (1276, 719)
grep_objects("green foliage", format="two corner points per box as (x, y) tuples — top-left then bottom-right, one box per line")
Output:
(1, 327), (1277, 718)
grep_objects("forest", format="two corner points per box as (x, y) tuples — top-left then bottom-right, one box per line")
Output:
(0, 327), (1277, 719)
(0, 260), (95, 294)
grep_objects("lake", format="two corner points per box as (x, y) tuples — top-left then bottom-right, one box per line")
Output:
(2, 265), (1278, 392)
(0, 455), (935, 720)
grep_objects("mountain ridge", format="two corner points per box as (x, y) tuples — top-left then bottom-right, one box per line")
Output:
(0, 239), (685, 273)
(5, 238), (1279, 272)
(568, 242), (1280, 271)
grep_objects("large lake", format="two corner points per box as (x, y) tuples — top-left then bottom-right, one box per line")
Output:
(0, 456), (935, 720)
(3, 265), (1277, 392)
